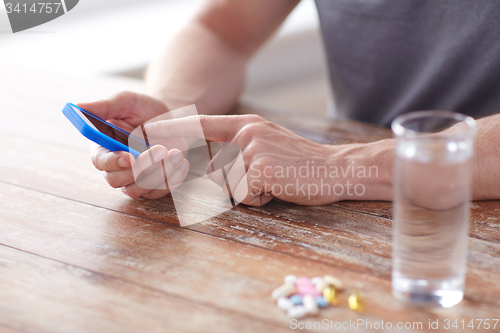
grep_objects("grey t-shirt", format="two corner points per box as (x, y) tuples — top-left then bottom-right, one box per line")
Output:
(315, 0), (500, 126)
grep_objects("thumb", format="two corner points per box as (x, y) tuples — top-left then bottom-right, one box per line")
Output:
(77, 100), (112, 120)
(76, 91), (139, 121)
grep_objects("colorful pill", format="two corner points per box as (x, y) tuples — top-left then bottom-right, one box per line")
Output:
(277, 297), (294, 311)
(295, 277), (313, 286)
(284, 274), (297, 284)
(315, 280), (328, 293)
(322, 287), (337, 305)
(272, 282), (296, 300)
(348, 290), (364, 312)
(323, 275), (343, 290)
(297, 284), (320, 296)
(287, 305), (307, 319)
(303, 295), (319, 315)
(315, 296), (329, 308)
(289, 294), (303, 305)
(311, 276), (323, 285)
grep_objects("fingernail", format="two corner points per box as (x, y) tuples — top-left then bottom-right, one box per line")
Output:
(171, 151), (182, 165)
(180, 159), (189, 172)
(118, 157), (129, 168)
(153, 148), (167, 163)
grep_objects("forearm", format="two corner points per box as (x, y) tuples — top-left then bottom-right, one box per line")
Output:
(472, 113), (500, 200)
(145, 20), (249, 115)
(326, 111), (500, 203)
(325, 140), (394, 203)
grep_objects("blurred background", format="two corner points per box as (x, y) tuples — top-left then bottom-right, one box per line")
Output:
(0, 0), (330, 117)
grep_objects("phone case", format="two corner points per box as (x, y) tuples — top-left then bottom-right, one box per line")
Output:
(62, 103), (142, 158)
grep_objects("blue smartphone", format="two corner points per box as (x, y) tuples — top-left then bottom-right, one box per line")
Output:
(62, 103), (149, 158)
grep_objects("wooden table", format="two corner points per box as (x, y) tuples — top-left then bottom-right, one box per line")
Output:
(0, 65), (499, 333)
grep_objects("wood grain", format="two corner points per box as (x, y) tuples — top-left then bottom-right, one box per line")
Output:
(1, 65), (500, 331)
(0, 182), (498, 333)
(0, 245), (291, 333)
(0, 131), (499, 310)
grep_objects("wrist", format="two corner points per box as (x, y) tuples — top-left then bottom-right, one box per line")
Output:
(323, 140), (394, 202)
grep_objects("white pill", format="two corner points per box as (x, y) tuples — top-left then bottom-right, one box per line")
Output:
(311, 276), (323, 285)
(287, 305), (307, 319)
(277, 297), (294, 311)
(303, 295), (319, 315)
(272, 282), (296, 300)
(315, 280), (328, 293)
(323, 275), (343, 290)
(284, 274), (297, 284)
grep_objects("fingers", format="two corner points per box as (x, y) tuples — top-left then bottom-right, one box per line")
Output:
(94, 143), (190, 199)
(123, 157), (190, 199)
(142, 163), (192, 200)
(77, 91), (169, 122)
(91, 145), (135, 172)
(77, 91), (139, 121)
(206, 153), (246, 200)
(143, 114), (265, 143)
(121, 146), (189, 199)
(133, 146), (183, 187)
(233, 175), (273, 206)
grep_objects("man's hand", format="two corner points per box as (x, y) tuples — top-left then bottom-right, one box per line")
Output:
(144, 114), (394, 206)
(78, 92), (190, 200)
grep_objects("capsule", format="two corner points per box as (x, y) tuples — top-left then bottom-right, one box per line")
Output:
(315, 295), (329, 308)
(311, 276), (323, 285)
(322, 287), (338, 305)
(287, 305), (307, 319)
(277, 297), (294, 311)
(323, 275), (343, 290)
(289, 294), (303, 306)
(284, 274), (297, 284)
(315, 280), (328, 293)
(303, 295), (319, 315)
(348, 290), (364, 312)
(271, 282), (296, 300)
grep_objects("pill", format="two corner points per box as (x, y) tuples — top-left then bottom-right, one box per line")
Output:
(315, 280), (328, 293)
(303, 295), (319, 315)
(323, 287), (338, 305)
(287, 305), (307, 319)
(315, 295), (329, 308)
(272, 282), (296, 300)
(297, 284), (320, 297)
(277, 297), (294, 311)
(323, 275), (343, 290)
(348, 290), (364, 312)
(295, 277), (312, 286)
(311, 276), (323, 285)
(284, 274), (297, 284)
(289, 294), (303, 305)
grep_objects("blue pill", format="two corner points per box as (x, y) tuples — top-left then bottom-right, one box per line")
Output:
(289, 294), (303, 305)
(315, 295), (329, 308)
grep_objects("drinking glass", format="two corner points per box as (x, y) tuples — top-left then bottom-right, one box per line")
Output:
(391, 110), (477, 308)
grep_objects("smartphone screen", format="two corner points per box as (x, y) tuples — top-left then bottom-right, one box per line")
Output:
(72, 104), (149, 153)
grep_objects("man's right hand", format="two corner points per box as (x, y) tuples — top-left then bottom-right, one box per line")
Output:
(78, 91), (190, 200)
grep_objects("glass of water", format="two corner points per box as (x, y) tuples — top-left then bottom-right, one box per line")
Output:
(391, 110), (477, 308)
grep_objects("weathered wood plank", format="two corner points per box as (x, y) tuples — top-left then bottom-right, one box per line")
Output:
(0, 132), (499, 308)
(0, 183), (498, 330)
(0, 64), (144, 152)
(332, 200), (500, 244)
(0, 64), (388, 154)
(0, 245), (291, 333)
(2, 65), (500, 331)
